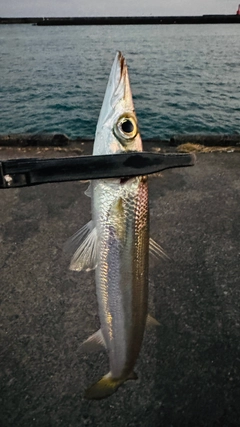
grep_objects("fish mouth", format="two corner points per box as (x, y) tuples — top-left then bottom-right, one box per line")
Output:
(110, 51), (125, 94)
(118, 51), (125, 75)
(112, 51), (131, 101)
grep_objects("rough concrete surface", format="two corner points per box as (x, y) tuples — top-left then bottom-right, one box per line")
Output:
(0, 152), (239, 427)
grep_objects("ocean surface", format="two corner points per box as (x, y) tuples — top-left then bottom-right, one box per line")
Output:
(0, 24), (239, 140)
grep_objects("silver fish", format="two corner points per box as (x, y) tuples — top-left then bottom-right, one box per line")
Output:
(66, 52), (164, 399)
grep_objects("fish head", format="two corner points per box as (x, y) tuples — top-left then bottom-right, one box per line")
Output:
(93, 51), (143, 155)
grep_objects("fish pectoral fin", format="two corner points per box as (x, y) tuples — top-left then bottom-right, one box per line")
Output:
(146, 313), (160, 327)
(84, 372), (126, 400)
(149, 237), (170, 261)
(84, 182), (92, 198)
(64, 220), (98, 271)
(79, 329), (106, 353)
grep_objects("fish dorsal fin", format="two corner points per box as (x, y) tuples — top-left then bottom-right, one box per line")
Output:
(64, 220), (98, 271)
(149, 237), (169, 261)
(79, 329), (106, 353)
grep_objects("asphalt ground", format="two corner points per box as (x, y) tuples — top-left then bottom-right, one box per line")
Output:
(0, 151), (240, 426)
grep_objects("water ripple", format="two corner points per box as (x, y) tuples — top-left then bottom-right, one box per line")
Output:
(0, 24), (240, 139)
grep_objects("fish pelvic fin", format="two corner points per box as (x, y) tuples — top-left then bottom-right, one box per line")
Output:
(84, 371), (138, 400)
(64, 220), (98, 271)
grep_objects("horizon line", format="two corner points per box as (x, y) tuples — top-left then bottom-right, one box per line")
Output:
(1, 13), (239, 18)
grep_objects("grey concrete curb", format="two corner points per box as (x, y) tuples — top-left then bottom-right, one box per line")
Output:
(1, 134), (240, 148)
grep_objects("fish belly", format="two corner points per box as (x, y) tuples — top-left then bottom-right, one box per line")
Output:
(92, 176), (149, 379)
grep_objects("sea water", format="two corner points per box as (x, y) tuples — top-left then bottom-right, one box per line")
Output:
(0, 24), (239, 139)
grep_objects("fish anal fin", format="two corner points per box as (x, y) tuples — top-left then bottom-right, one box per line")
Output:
(146, 314), (160, 327)
(149, 237), (170, 261)
(79, 329), (106, 353)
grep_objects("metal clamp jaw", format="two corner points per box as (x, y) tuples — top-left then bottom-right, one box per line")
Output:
(0, 152), (195, 189)
(0, 163), (27, 188)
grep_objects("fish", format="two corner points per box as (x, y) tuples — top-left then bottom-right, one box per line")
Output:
(65, 51), (165, 399)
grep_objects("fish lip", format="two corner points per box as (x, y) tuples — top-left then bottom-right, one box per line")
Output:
(118, 51), (125, 77)
(114, 51), (127, 93)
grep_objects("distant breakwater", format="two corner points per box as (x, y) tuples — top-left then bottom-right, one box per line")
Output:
(1, 15), (240, 25)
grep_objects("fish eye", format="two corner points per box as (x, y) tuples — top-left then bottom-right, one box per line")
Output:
(121, 119), (134, 134)
(113, 115), (138, 144)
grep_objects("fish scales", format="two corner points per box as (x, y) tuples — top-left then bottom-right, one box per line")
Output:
(93, 176), (149, 380)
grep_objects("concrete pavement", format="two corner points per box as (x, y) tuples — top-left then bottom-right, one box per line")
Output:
(0, 151), (239, 426)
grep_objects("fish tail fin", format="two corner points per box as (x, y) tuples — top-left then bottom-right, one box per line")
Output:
(84, 372), (122, 400)
(84, 371), (137, 400)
